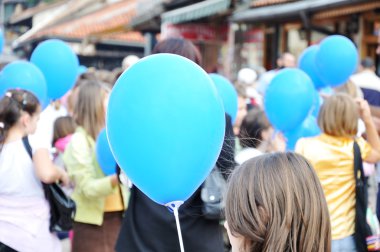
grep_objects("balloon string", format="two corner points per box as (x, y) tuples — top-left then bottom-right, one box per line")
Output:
(165, 201), (185, 252)
(173, 206), (185, 252)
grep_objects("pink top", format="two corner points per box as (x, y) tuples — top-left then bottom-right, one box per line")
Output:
(54, 134), (72, 153)
(0, 196), (61, 252)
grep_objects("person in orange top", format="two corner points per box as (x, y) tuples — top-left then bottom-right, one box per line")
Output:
(296, 93), (380, 251)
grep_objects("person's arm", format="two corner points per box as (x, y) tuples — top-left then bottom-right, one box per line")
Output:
(33, 148), (69, 185)
(358, 99), (380, 163)
(63, 133), (117, 199)
(370, 105), (380, 118)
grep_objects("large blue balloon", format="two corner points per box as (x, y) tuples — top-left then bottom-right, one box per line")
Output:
(264, 68), (314, 132)
(299, 45), (327, 89)
(0, 61), (48, 107)
(285, 115), (321, 151)
(96, 129), (116, 176)
(315, 35), (358, 87)
(107, 54), (225, 205)
(209, 73), (238, 123)
(30, 39), (79, 100)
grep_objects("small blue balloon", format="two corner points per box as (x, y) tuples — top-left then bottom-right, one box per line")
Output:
(316, 35), (358, 87)
(298, 45), (327, 89)
(264, 68), (314, 132)
(96, 129), (116, 176)
(285, 115), (321, 151)
(320, 86), (334, 96)
(78, 65), (88, 75)
(311, 89), (323, 118)
(209, 74), (238, 123)
(107, 54), (225, 205)
(0, 61), (48, 107)
(31, 39), (79, 100)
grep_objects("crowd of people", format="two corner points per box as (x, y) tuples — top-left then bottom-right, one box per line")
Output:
(0, 35), (380, 252)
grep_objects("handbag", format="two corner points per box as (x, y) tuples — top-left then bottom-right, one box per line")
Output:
(22, 137), (76, 232)
(201, 166), (227, 220)
(353, 141), (373, 252)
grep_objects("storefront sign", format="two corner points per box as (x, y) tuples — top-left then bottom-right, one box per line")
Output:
(161, 23), (228, 42)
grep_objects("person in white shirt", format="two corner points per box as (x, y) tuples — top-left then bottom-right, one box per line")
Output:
(0, 89), (68, 252)
(350, 58), (380, 107)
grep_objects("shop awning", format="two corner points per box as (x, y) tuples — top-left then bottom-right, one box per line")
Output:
(130, 0), (167, 28)
(231, 0), (371, 23)
(161, 0), (231, 24)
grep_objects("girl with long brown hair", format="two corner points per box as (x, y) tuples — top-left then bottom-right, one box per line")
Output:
(225, 152), (331, 252)
(63, 80), (128, 252)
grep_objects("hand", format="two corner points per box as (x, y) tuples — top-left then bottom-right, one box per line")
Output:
(110, 174), (119, 187)
(272, 132), (286, 152)
(59, 169), (70, 187)
(356, 98), (372, 123)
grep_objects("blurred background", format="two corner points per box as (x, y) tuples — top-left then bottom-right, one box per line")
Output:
(0, 0), (379, 78)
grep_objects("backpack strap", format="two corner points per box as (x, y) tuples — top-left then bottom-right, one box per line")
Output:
(22, 136), (33, 159)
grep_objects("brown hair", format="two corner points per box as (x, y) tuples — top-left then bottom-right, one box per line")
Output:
(73, 80), (107, 140)
(152, 38), (202, 65)
(0, 89), (40, 149)
(318, 93), (358, 137)
(225, 152), (331, 252)
(52, 116), (77, 145)
(239, 108), (271, 149)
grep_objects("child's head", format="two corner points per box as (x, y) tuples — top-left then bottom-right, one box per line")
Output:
(73, 80), (108, 140)
(225, 152), (331, 252)
(318, 93), (358, 137)
(152, 38), (202, 66)
(53, 116), (76, 145)
(238, 108), (271, 149)
(0, 89), (40, 146)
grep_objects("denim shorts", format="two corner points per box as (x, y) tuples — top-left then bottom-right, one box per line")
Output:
(332, 235), (357, 252)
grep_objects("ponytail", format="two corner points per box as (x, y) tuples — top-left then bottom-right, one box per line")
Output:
(0, 90), (40, 150)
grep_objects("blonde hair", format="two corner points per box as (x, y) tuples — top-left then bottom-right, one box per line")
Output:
(318, 93), (358, 137)
(225, 152), (331, 252)
(334, 80), (360, 98)
(74, 80), (107, 140)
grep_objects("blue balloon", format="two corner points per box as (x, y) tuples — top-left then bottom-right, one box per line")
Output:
(299, 45), (327, 89)
(315, 35), (358, 87)
(285, 116), (321, 151)
(209, 74), (238, 123)
(0, 61), (48, 107)
(311, 89), (323, 118)
(96, 129), (116, 176)
(78, 65), (88, 75)
(264, 68), (314, 132)
(107, 54), (225, 205)
(30, 39), (79, 100)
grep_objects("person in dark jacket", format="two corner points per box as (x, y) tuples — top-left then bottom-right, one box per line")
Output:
(115, 38), (235, 252)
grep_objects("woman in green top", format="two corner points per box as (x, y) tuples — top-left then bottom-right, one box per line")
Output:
(63, 80), (127, 252)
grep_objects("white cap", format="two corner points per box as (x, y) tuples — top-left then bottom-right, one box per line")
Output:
(122, 55), (140, 70)
(237, 68), (257, 85)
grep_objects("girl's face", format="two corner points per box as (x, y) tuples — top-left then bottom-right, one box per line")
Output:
(22, 107), (41, 135)
(234, 96), (248, 133)
(103, 91), (110, 114)
(224, 221), (245, 252)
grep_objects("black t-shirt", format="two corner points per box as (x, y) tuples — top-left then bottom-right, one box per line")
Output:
(115, 114), (235, 252)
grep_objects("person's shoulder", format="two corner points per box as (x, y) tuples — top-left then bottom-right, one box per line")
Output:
(69, 128), (87, 143)
(295, 135), (321, 151)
